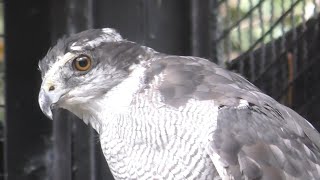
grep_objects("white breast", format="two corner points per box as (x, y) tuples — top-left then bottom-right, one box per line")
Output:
(98, 83), (220, 179)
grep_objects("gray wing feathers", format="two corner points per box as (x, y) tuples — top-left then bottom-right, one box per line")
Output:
(148, 55), (320, 179)
(280, 105), (320, 150)
(211, 106), (320, 179)
(151, 56), (276, 108)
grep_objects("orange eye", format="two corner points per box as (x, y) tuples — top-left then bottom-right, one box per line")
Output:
(73, 55), (92, 71)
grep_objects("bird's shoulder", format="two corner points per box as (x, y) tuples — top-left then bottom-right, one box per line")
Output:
(145, 55), (262, 108)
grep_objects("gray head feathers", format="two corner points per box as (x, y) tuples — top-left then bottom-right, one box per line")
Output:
(39, 28), (124, 77)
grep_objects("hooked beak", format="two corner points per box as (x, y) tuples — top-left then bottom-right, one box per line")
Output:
(38, 87), (64, 120)
(38, 52), (77, 119)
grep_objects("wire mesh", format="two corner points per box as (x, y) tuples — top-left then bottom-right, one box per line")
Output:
(211, 0), (320, 122)
(213, 0), (319, 63)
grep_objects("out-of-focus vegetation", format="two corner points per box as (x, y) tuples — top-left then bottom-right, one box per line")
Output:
(218, 0), (319, 61)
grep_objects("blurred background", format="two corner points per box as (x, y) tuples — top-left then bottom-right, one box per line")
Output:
(2, 0), (320, 179)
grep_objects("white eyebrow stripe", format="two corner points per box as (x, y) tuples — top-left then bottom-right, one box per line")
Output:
(43, 52), (77, 81)
(70, 28), (123, 51)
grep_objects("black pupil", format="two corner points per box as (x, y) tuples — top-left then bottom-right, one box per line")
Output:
(77, 57), (88, 67)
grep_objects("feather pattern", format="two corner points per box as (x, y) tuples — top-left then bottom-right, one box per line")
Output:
(96, 55), (320, 179)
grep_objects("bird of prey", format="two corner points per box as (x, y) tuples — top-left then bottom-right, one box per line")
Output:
(38, 28), (320, 179)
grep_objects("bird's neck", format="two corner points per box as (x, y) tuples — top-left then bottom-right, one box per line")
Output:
(79, 64), (148, 134)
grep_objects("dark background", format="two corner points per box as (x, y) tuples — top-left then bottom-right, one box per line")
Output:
(4, 0), (320, 179)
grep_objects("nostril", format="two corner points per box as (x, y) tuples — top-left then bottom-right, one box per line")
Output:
(49, 86), (55, 91)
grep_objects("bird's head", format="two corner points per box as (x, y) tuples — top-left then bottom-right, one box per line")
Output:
(38, 28), (153, 120)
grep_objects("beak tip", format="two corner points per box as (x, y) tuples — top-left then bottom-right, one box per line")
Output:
(45, 109), (53, 120)
(39, 88), (54, 120)
(39, 102), (54, 120)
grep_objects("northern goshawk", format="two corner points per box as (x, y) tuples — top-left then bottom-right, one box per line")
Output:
(38, 28), (320, 179)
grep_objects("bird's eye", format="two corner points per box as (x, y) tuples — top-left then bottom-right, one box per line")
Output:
(73, 55), (92, 71)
